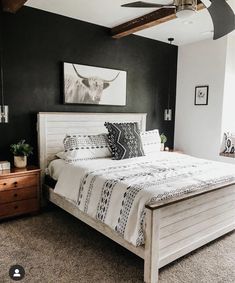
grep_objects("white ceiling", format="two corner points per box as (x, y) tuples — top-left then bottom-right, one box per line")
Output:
(26, 0), (235, 46)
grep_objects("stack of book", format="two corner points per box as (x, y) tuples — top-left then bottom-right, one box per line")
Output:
(0, 161), (11, 171)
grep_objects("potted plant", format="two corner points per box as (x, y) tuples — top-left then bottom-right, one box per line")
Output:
(10, 140), (33, 168)
(160, 133), (167, 151)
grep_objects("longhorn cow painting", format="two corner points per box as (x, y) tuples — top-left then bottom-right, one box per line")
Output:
(63, 62), (127, 105)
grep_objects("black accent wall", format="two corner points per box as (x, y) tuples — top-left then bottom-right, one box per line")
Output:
(0, 7), (178, 164)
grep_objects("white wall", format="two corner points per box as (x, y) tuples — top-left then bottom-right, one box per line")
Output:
(221, 35), (235, 133)
(174, 37), (228, 161)
(219, 35), (235, 164)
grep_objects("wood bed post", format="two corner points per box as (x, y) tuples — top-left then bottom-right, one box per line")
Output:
(144, 207), (160, 283)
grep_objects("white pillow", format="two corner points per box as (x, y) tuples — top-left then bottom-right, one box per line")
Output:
(61, 133), (111, 162)
(141, 129), (161, 155)
(55, 151), (67, 160)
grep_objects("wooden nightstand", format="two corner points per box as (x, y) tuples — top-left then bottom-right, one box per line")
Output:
(0, 166), (41, 220)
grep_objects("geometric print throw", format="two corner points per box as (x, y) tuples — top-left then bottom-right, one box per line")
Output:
(104, 122), (145, 160)
(54, 152), (235, 246)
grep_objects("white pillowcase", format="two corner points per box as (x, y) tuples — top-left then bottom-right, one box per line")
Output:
(59, 133), (111, 162)
(56, 151), (67, 160)
(141, 129), (161, 155)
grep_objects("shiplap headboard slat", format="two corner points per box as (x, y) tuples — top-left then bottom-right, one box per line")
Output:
(37, 112), (147, 178)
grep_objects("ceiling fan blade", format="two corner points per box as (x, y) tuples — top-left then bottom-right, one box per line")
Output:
(207, 0), (235, 40)
(121, 1), (175, 8)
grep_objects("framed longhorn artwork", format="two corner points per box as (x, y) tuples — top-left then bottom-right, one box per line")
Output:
(63, 62), (127, 106)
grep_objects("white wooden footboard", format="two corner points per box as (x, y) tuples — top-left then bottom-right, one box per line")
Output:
(144, 184), (235, 283)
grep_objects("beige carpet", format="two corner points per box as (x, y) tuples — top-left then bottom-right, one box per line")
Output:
(0, 206), (234, 283)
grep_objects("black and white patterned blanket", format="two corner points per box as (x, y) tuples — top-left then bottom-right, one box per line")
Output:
(54, 152), (235, 246)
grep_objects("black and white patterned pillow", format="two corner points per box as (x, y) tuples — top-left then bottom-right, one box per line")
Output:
(223, 132), (235, 154)
(104, 122), (144, 160)
(62, 133), (111, 162)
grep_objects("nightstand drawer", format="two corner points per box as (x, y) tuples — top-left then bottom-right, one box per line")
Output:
(0, 198), (39, 218)
(0, 187), (37, 204)
(0, 175), (37, 191)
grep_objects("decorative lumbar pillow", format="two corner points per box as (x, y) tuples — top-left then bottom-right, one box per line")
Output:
(223, 132), (235, 154)
(62, 133), (111, 162)
(104, 122), (144, 160)
(141, 129), (161, 155)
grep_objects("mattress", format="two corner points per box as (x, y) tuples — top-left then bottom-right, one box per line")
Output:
(47, 152), (235, 246)
(47, 159), (66, 181)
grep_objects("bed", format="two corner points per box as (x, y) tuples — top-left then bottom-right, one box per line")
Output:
(38, 112), (235, 283)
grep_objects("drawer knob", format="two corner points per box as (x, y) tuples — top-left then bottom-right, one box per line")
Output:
(14, 182), (18, 185)
(14, 205), (18, 209)
(14, 193), (18, 197)
(3, 183), (6, 186)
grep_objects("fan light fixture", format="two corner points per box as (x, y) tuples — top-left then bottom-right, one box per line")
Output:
(121, 0), (234, 40)
(176, 0), (197, 19)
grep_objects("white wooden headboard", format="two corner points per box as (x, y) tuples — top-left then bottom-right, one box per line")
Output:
(37, 112), (147, 178)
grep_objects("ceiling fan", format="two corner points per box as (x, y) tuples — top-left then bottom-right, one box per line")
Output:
(121, 0), (235, 40)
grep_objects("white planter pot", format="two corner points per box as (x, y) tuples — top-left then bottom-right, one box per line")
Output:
(14, 156), (27, 168)
(160, 143), (165, 151)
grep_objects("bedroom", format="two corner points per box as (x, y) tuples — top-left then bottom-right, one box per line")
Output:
(0, 0), (234, 282)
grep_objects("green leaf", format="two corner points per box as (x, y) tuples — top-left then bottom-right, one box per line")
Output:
(10, 140), (33, 157)
(160, 133), (167, 144)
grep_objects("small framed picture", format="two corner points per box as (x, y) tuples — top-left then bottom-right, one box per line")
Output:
(195, 85), (209, 105)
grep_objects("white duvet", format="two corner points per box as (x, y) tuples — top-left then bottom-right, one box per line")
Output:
(50, 152), (235, 246)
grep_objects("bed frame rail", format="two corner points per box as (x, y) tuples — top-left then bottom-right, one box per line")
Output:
(47, 186), (145, 259)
